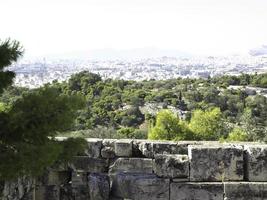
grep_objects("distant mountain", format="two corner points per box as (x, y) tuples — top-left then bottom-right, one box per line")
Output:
(42, 47), (193, 60)
(249, 45), (267, 56)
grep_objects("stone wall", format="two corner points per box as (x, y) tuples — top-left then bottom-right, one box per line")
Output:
(1, 139), (267, 200)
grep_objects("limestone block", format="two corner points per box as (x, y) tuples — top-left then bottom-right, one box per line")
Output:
(224, 182), (267, 200)
(170, 182), (224, 200)
(109, 197), (124, 200)
(71, 185), (89, 200)
(153, 154), (189, 179)
(70, 172), (90, 200)
(101, 146), (116, 158)
(2, 177), (33, 200)
(70, 156), (109, 173)
(71, 171), (87, 186)
(137, 140), (199, 158)
(115, 139), (133, 157)
(85, 138), (103, 158)
(153, 141), (203, 156)
(88, 173), (110, 200)
(152, 141), (182, 157)
(41, 171), (70, 186)
(109, 158), (153, 174)
(35, 185), (60, 200)
(101, 139), (117, 158)
(189, 145), (244, 181)
(244, 145), (267, 181)
(102, 139), (117, 148)
(111, 172), (169, 200)
(137, 140), (154, 158)
(59, 184), (73, 200)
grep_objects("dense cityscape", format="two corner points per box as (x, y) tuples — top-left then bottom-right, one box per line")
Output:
(8, 54), (267, 88)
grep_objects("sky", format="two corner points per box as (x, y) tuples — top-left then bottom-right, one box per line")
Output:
(1, 0), (267, 58)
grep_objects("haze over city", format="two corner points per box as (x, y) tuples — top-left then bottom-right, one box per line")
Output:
(1, 0), (267, 59)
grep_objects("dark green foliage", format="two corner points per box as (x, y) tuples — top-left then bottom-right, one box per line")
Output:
(117, 127), (147, 139)
(0, 86), (86, 180)
(57, 137), (88, 163)
(0, 39), (23, 93)
(43, 71), (267, 141)
(0, 39), (86, 181)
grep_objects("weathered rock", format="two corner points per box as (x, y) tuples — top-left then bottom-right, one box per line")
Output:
(114, 139), (133, 157)
(71, 171), (87, 186)
(88, 173), (110, 200)
(111, 172), (169, 200)
(40, 171), (70, 186)
(101, 146), (116, 159)
(153, 154), (189, 179)
(170, 182), (224, 200)
(35, 185), (60, 200)
(101, 139), (117, 158)
(102, 139), (117, 148)
(109, 197), (124, 200)
(109, 158), (153, 174)
(152, 141), (187, 156)
(70, 156), (109, 173)
(244, 145), (267, 181)
(189, 145), (244, 181)
(70, 172), (89, 200)
(71, 185), (89, 200)
(59, 184), (73, 200)
(2, 177), (33, 200)
(85, 138), (103, 158)
(137, 140), (199, 158)
(137, 140), (154, 158)
(224, 182), (267, 200)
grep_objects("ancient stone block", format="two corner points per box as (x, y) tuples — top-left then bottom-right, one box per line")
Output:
(137, 140), (154, 158)
(71, 185), (89, 200)
(35, 185), (60, 200)
(2, 177), (33, 200)
(137, 140), (200, 158)
(244, 145), (267, 181)
(224, 182), (267, 200)
(109, 197), (124, 200)
(85, 138), (103, 158)
(88, 173), (110, 200)
(114, 139), (133, 157)
(41, 171), (70, 186)
(189, 145), (244, 181)
(101, 146), (116, 158)
(59, 184), (73, 200)
(153, 154), (189, 179)
(111, 172), (169, 200)
(71, 171), (87, 186)
(70, 156), (109, 173)
(101, 139), (117, 158)
(70, 172), (90, 200)
(170, 182), (224, 200)
(109, 158), (153, 174)
(152, 141), (187, 156)
(102, 139), (117, 148)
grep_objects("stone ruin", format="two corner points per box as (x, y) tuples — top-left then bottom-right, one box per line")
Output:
(1, 139), (267, 200)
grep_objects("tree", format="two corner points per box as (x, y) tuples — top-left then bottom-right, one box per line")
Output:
(0, 39), (86, 180)
(189, 107), (224, 140)
(148, 110), (191, 140)
(0, 39), (23, 93)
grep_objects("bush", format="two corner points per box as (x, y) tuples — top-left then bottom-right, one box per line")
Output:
(225, 127), (248, 141)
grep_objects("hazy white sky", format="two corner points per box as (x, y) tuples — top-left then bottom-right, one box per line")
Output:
(1, 0), (267, 57)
